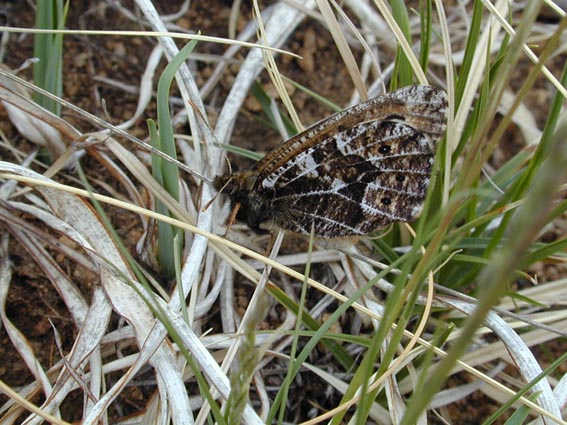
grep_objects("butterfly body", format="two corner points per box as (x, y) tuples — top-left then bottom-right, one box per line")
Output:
(214, 85), (448, 238)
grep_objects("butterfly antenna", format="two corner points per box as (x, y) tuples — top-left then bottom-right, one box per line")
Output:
(189, 101), (239, 219)
(225, 152), (233, 175)
(200, 174), (240, 236)
(202, 175), (232, 212)
(201, 191), (218, 212)
(188, 99), (211, 132)
(188, 99), (225, 152)
(187, 98), (236, 180)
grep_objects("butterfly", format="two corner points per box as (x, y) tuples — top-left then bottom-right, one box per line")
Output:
(213, 85), (448, 238)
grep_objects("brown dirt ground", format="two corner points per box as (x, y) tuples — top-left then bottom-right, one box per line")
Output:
(0, 1), (565, 423)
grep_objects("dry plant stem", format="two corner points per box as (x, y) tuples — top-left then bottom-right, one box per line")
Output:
(253, 0), (304, 130)
(2, 166), (562, 423)
(434, 0), (457, 208)
(316, 0), (367, 99)
(452, 0), (510, 142)
(403, 113), (567, 423)
(480, 0), (566, 97)
(0, 68), (206, 182)
(197, 231), (285, 423)
(306, 239), (436, 423)
(368, 0), (428, 83)
(0, 26), (296, 57)
(213, 0), (315, 147)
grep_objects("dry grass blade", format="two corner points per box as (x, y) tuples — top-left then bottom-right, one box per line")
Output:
(0, 70), (76, 160)
(1, 163), (194, 424)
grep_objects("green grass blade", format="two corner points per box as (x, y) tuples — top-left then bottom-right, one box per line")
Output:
(150, 40), (197, 277)
(33, 0), (68, 116)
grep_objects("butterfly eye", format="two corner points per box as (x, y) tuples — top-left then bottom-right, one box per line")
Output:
(379, 145), (391, 154)
(396, 175), (406, 182)
(381, 197), (392, 205)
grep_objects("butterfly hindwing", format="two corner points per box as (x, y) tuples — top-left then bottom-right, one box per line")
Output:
(258, 120), (436, 237)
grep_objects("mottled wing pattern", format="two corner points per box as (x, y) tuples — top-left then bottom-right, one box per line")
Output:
(250, 85), (447, 237)
(252, 85), (447, 184)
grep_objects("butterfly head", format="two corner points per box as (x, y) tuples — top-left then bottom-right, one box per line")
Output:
(213, 171), (273, 233)
(213, 171), (255, 197)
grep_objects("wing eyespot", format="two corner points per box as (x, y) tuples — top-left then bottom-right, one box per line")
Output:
(381, 197), (392, 205)
(395, 175), (406, 182)
(379, 145), (391, 154)
(384, 114), (405, 121)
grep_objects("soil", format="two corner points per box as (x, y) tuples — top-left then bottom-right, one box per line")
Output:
(0, 1), (565, 424)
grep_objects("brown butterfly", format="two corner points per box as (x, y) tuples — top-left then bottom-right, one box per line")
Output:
(214, 85), (447, 238)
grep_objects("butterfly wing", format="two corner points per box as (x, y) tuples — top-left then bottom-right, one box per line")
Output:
(252, 85), (447, 186)
(252, 85), (448, 237)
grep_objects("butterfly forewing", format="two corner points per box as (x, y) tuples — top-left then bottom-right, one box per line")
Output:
(252, 84), (447, 186)
(215, 85), (448, 238)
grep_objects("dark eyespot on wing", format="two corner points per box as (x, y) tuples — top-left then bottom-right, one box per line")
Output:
(384, 114), (406, 121)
